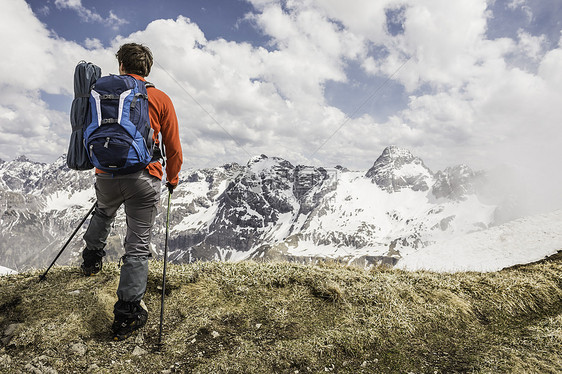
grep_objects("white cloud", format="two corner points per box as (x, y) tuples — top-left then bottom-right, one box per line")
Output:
(84, 37), (103, 50)
(54, 0), (128, 29)
(54, 0), (103, 23)
(107, 10), (128, 29)
(507, 0), (527, 10)
(0, 87), (69, 161)
(246, 3), (364, 102)
(506, 0), (533, 23)
(539, 46), (562, 88)
(37, 4), (50, 16)
(516, 30), (548, 61)
(0, 0), (116, 161)
(0, 1), (117, 95)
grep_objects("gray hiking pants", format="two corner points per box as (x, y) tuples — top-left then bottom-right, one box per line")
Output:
(83, 170), (161, 304)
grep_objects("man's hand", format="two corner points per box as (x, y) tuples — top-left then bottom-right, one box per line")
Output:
(166, 182), (176, 195)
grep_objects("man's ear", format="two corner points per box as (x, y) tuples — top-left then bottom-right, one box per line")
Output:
(119, 62), (125, 75)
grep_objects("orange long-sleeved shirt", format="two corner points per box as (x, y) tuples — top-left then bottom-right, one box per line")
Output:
(95, 74), (183, 185)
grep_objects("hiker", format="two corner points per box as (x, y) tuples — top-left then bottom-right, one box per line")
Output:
(81, 43), (183, 341)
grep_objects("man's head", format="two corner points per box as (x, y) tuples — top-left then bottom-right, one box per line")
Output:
(116, 43), (153, 77)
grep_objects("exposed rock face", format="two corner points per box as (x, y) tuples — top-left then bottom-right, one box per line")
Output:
(365, 146), (433, 192)
(432, 164), (486, 200)
(183, 155), (335, 262)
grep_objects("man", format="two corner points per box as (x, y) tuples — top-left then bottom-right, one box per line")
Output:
(81, 43), (183, 341)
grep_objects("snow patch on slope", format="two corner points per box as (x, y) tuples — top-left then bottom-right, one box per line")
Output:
(43, 188), (95, 212)
(0, 265), (16, 276)
(286, 171), (496, 260)
(398, 210), (562, 272)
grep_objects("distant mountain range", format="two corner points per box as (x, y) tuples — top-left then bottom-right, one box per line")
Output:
(0, 146), (536, 272)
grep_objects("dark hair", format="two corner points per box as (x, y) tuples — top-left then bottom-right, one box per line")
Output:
(115, 43), (153, 77)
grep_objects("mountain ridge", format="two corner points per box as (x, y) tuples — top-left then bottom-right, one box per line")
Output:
(0, 146), (526, 271)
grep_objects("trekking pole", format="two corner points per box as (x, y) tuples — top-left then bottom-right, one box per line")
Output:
(39, 203), (96, 282)
(158, 190), (172, 347)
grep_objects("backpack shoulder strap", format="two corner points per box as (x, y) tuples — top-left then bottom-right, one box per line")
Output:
(145, 81), (155, 89)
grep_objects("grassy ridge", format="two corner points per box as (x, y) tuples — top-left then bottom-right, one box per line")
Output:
(1, 256), (562, 373)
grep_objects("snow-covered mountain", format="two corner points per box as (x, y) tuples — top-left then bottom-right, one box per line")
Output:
(365, 145), (433, 193)
(1, 145), (554, 272)
(398, 209), (562, 272)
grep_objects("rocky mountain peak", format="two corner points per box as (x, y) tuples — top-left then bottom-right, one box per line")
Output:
(247, 154), (269, 166)
(15, 155), (31, 163)
(247, 154), (294, 175)
(432, 164), (485, 200)
(365, 146), (433, 192)
(379, 145), (414, 161)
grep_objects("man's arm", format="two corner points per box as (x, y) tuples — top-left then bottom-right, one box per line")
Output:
(159, 92), (183, 187)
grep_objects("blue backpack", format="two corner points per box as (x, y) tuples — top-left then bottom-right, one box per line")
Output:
(84, 75), (155, 174)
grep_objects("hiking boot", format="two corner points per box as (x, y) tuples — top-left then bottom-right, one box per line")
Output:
(112, 300), (148, 341)
(81, 248), (103, 276)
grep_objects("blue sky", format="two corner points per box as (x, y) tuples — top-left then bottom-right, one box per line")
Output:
(2, 0), (562, 189)
(27, 0), (264, 46)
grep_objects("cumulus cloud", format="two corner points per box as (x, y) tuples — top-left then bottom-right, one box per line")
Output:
(0, 87), (69, 158)
(0, 0), (116, 161)
(507, 0), (533, 23)
(240, 0), (562, 173)
(508, 0), (527, 9)
(246, 3), (365, 102)
(84, 37), (104, 50)
(516, 30), (548, 61)
(54, 0), (128, 29)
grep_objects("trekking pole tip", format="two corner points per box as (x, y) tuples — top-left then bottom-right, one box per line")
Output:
(155, 341), (164, 352)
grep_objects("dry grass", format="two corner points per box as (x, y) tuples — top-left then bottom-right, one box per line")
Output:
(1, 256), (562, 373)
